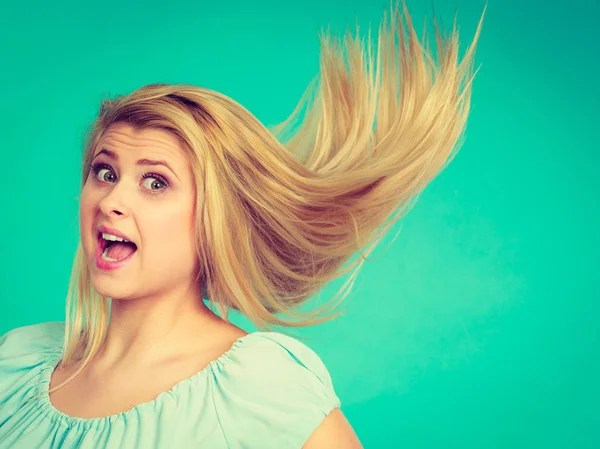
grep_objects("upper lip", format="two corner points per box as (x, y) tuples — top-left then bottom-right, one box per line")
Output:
(97, 224), (136, 245)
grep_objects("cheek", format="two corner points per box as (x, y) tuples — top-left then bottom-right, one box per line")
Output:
(79, 185), (97, 222)
(143, 207), (196, 258)
(79, 183), (101, 247)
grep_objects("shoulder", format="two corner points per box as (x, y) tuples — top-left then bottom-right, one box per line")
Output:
(218, 331), (339, 405)
(210, 331), (342, 449)
(0, 321), (65, 357)
(229, 331), (335, 378)
(0, 321), (65, 410)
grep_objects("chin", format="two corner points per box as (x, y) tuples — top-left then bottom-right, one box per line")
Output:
(89, 276), (133, 301)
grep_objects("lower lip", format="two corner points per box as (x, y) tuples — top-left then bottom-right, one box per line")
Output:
(95, 235), (137, 271)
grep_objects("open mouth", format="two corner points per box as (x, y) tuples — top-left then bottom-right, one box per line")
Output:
(97, 232), (138, 263)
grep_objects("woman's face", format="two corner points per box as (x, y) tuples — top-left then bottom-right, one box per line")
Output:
(80, 122), (199, 301)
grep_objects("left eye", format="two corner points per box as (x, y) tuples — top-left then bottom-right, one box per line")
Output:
(142, 176), (167, 191)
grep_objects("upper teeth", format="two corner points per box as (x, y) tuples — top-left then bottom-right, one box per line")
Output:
(102, 232), (129, 243)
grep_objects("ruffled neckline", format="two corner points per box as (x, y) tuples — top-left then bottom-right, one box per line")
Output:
(35, 330), (258, 429)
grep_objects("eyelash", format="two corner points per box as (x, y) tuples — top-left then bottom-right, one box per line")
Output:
(90, 162), (170, 193)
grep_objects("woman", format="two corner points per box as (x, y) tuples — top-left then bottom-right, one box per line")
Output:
(0, 2), (484, 448)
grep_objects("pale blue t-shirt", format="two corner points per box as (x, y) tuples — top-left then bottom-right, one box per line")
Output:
(0, 322), (341, 449)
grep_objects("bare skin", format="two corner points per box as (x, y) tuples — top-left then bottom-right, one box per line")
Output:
(49, 316), (247, 419)
(48, 122), (363, 448)
(49, 123), (247, 419)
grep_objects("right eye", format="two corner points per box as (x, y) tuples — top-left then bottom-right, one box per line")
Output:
(91, 162), (116, 183)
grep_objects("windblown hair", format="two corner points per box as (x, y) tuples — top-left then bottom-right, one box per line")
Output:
(49, 1), (485, 394)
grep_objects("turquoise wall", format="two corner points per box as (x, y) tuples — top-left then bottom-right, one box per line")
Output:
(1, 1), (598, 447)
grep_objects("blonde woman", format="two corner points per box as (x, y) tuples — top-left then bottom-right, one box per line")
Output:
(0, 2), (484, 448)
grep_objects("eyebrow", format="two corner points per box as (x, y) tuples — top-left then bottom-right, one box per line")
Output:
(92, 148), (180, 180)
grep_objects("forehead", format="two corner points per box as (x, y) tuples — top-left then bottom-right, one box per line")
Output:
(96, 123), (186, 161)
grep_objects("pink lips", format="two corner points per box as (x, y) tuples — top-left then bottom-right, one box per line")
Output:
(97, 225), (133, 243)
(95, 225), (137, 271)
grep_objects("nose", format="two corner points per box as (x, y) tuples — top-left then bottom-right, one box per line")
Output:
(97, 182), (131, 218)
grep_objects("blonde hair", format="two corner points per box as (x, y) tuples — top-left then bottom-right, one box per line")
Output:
(50, 1), (485, 394)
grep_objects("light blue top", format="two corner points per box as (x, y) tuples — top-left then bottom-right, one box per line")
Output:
(0, 322), (341, 449)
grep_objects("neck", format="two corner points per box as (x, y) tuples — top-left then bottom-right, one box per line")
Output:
(94, 284), (223, 369)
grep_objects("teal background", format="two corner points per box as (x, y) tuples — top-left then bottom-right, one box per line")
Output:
(1, 0), (598, 447)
